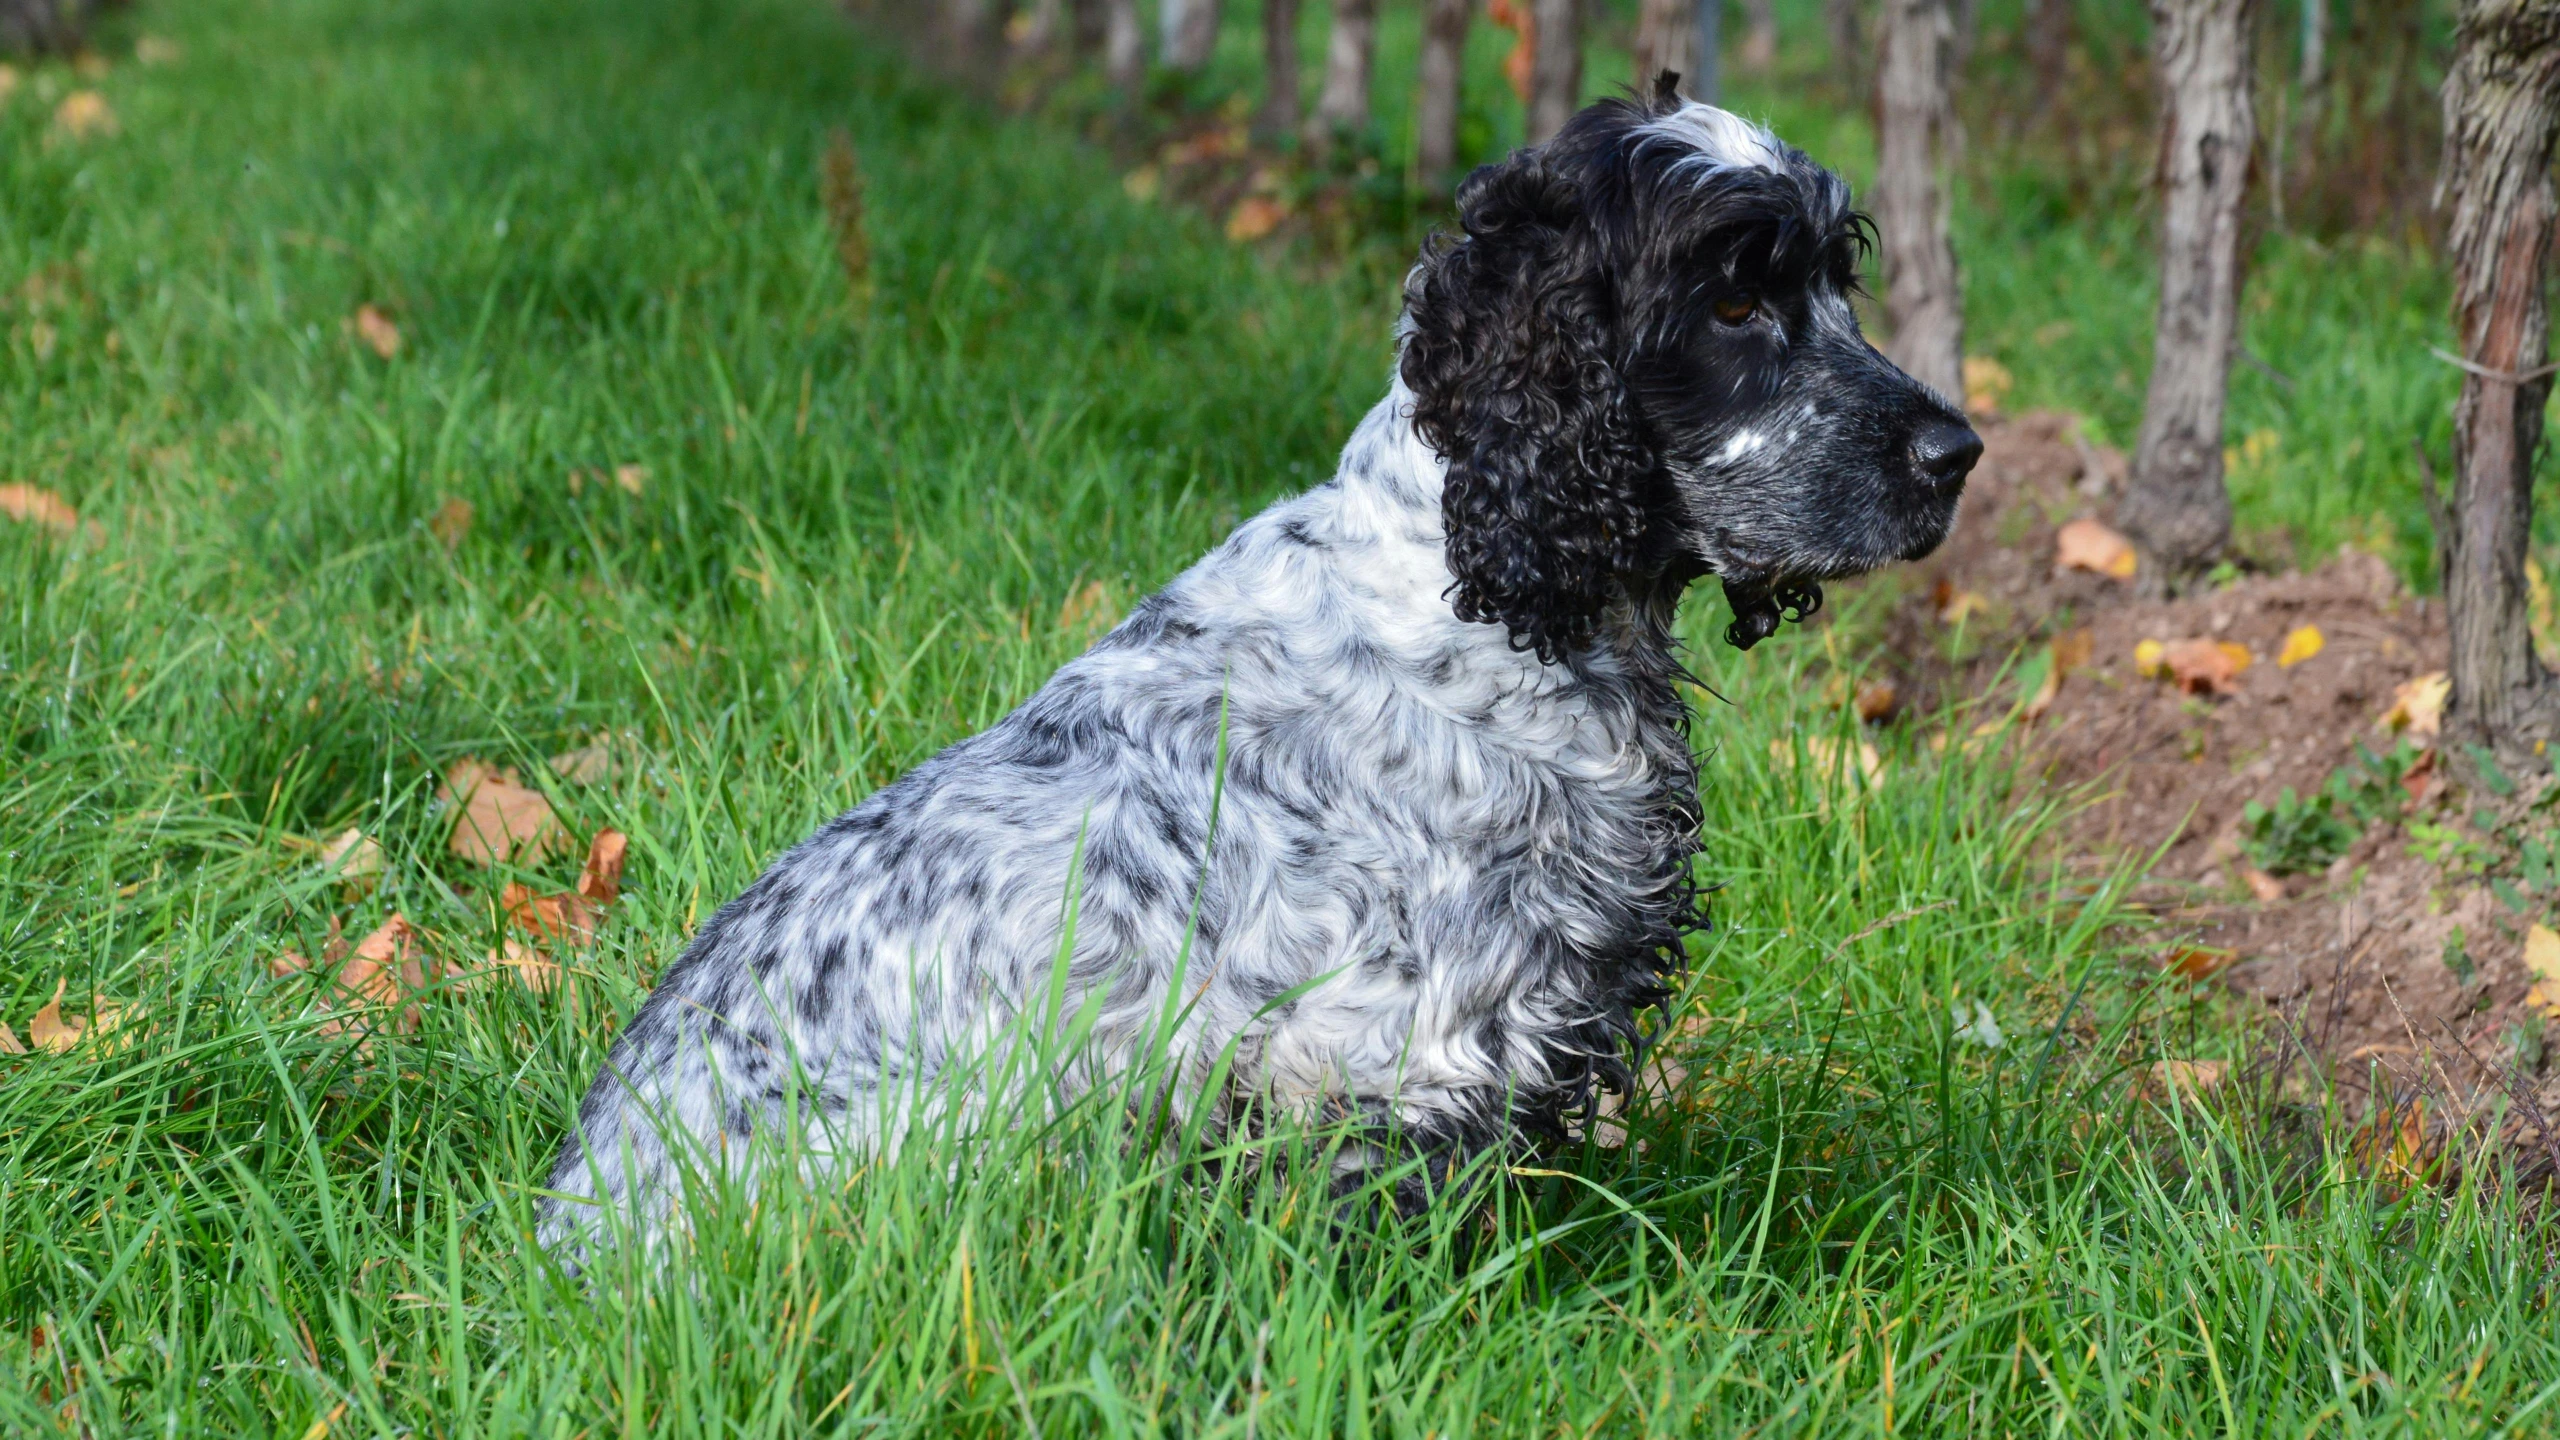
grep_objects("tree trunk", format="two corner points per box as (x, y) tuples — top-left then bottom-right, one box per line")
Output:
(1634, 0), (1692, 96)
(2299, 0), (2326, 88)
(1162, 0), (1220, 68)
(1827, 0), (1862, 98)
(2115, 0), (2257, 583)
(1307, 0), (1379, 151)
(1105, 0), (1147, 85)
(1740, 0), (1778, 70)
(1528, 0), (1583, 143)
(0, 0), (89, 54)
(1260, 0), (1303, 139)
(1014, 0), (1065, 54)
(946, 0), (994, 60)
(2438, 0), (2560, 751)
(2026, 0), (2070, 114)
(1416, 0), (1471, 183)
(1874, 0), (1964, 402)
(1072, 0), (1107, 53)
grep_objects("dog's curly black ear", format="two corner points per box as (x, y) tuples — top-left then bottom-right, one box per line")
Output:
(1401, 154), (1657, 663)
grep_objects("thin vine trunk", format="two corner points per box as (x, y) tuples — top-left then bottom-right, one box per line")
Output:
(2115, 0), (2257, 583)
(1308, 0), (1379, 151)
(2438, 0), (2560, 751)
(1693, 0), (1723, 104)
(1415, 0), (1471, 182)
(1634, 0), (1692, 95)
(1260, 0), (1303, 139)
(1873, 0), (1964, 402)
(1105, 0), (1147, 84)
(1527, 0), (1582, 143)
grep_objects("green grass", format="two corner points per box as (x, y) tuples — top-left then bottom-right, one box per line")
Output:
(5, 0), (2559, 1434)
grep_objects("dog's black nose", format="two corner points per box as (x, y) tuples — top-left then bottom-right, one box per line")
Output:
(1910, 421), (1982, 494)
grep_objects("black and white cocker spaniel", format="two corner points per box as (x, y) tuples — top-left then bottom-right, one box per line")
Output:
(540, 90), (1977, 1253)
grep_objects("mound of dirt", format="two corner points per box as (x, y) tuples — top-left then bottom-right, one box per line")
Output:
(1853, 411), (2559, 1151)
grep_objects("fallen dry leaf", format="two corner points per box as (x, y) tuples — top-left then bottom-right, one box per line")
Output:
(428, 496), (473, 551)
(2054, 517), (2138, 581)
(2241, 868), (2285, 903)
(489, 938), (560, 993)
(2158, 638), (2251, 696)
(1931, 578), (1989, 624)
(319, 914), (430, 1036)
(2021, 660), (2061, 721)
(548, 741), (618, 785)
(353, 304), (401, 359)
(0, 64), (19, 105)
(579, 828), (627, 906)
(1121, 165), (1160, 203)
(2133, 638), (2166, 678)
(25, 979), (118, 1053)
(1225, 196), (1288, 243)
(2166, 945), (2236, 981)
(1059, 579), (1118, 634)
(2276, 624), (2325, 668)
(0, 483), (83, 538)
(316, 827), (383, 888)
(440, 761), (563, 867)
(2144, 1059), (2228, 1100)
(612, 464), (648, 495)
(1853, 677), (1899, 724)
(134, 35), (182, 66)
(2051, 626), (2095, 675)
(1771, 735), (1884, 789)
(2380, 672), (2449, 739)
(503, 881), (600, 947)
(0, 1018), (23, 1054)
(51, 90), (116, 140)
(1961, 355), (2013, 416)
(269, 951), (311, 980)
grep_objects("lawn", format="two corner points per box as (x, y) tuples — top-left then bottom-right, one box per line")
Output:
(3, 0), (2557, 1434)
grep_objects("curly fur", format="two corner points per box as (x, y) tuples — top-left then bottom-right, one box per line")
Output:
(539, 92), (1977, 1259)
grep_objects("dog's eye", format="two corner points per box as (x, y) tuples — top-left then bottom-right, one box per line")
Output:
(1712, 294), (1760, 326)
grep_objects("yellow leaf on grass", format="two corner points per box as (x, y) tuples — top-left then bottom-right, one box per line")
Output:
(1225, 196), (1287, 243)
(1931, 579), (1988, 624)
(25, 979), (119, 1053)
(0, 1017), (23, 1054)
(316, 827), (383, 887)
(1853, 677), (1899, 724)
(2276, 624), (2325, 668)
(2054, 518), (2138, 580)
(2145, 1059), (2227, 1099)
(2380, 672), (2450, 739)
(2527, 924), (2560, 985)
(1122, 165), (1161, 203)
(1770, 735), (1884, 788)
(440, 761), (563, 867)
(51, 90), (116, 140)
(353, 304), (401, 359)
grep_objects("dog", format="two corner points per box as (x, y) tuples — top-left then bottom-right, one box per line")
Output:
(538, 89), (1976, 1255)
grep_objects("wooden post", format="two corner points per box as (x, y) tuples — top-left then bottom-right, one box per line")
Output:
(2114, 0), (2257, 583)
(1415, 0), (1472, 183)
(1528, 0), (1583, 143)
(2438, 0), (2560, 750)
(1873, 0), (1964, 402)
(1308, 0), (1380, 152)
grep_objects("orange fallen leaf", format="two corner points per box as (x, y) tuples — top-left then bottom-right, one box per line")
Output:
(353, 304), (401, 359)
(428, 496), (473, 551)
(2159, 638), (2250, 696)
(1, 483), (86, 538)
(612, 464), (648, 495)
(0, 1017), (22, 1054)
(1225, 196), (1287, 243)
(2241, 867), (2285, 903)
(316, 827), (383, 889)
(489, 939), (560, 993)
(28, 979), (79, 1052)
(503, 881), (601, 947)
(548, 741), (618, 785)
(1853, 677), (1899, 724)
(51, 90), (116, 140)
(269, 950), (311, 979)
(579, 828), (627, 906)
(440, 761), (563, 867)
(2166, 945), (2236, 981)
(2380, 672), (2449, 739)
(1961, 355), (2013, 416)
(2276, 624), (2325, 668)
(2054, 517), (2138, 580)
(1931, 578), (1988, 624)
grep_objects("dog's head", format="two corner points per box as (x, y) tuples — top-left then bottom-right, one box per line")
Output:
(1401, 88), (1977, 658)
